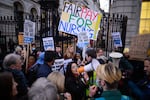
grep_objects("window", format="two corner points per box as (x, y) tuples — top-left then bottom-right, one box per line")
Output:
(139, 1), (150, 34)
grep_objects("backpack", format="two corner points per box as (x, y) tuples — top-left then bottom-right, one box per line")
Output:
(27, 64), (40, 87)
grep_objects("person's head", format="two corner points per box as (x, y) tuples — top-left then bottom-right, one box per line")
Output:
(65, 62), (79, 78)
(3, 53), (22, 70)
(67, 45), (74, 53)
(96, 48), (104, 57)
(123, 48), (130, 58)
(144, 57), (150, 77)
(64, 45), (75, 59)
(75, 53), (81, 59)
(14, 46), (22, 55)
(56, 45), (61, 53)
(0, 72), (18, 99)
(28, 55), (36, 67)
(86, 48), (97, 62)
(28, 77), (58, 100)
(96, 62), (122, 90)
(31, 43), (36, 47)
(44, 51), (56, 65)
(47, 71), (65, 93)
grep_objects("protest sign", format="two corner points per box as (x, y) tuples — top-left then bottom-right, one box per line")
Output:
(24, 20), (35, 44)
(58, 2), (102, 40)
(42, 37), (55, 51)
(111, 32), (122, 47)
(129, 34), (150, 61)
(77, 32), (89, 48)
(52, 58), (72, 74)
(18, 32), (24, 45)
(52, 59), (64, 71)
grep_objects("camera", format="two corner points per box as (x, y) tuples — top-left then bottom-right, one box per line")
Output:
(93, 86), (103, 98)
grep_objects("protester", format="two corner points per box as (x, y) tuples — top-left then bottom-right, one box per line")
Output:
(64, 45), (75, 60)
(36, 50), (55, 78)
(47, 71), (72, 100)
(27, 54), (36, 70)
(30, 43), (37, 57)
(73, 52), (82, 66)
(55, 45), (63, 59)
(89, 62), (133, 100)
(78, 48), (100, 73)
(96, 48), (107, 64)
(65, 62), (88, 100)
(14, 46), (22, 56)
(128, 57), (150, 100)
(28, 77), (58, 100)
(119, 48), (134, 75)
(26, 51), (46, 87)
(0, 72), (18, 100)
(3, 53), (28, 98)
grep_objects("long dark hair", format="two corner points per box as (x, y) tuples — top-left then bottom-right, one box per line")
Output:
(65, 62), (76, 78)
(0, 72), (14, 100)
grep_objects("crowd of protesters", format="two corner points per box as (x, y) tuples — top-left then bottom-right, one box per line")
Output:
(0, 43), (150, 100)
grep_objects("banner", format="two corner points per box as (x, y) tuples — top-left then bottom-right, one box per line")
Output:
(42, 37), (55, 51)
(24, 20), (35, 44)
(111, 32), (122, 47)
(58, 2), (102, 40)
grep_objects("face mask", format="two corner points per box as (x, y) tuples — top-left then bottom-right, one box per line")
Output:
(32, 48), (35, 51)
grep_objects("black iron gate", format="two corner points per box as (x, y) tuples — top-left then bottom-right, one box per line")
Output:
(97, 13), (128, 55)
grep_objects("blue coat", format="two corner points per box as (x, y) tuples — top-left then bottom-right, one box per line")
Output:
(37, 63), (52, 78)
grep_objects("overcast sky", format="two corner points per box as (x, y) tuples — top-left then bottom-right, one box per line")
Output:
(99, 0), (109, 12)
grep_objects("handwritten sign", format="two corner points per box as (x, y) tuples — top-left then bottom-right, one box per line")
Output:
(58, 2), (102, 40)
(42, 37), (55, 51)
(24, 20), (35, 44)
(129, 34), (150, 61)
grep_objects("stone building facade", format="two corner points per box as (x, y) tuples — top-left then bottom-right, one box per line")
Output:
(0, 0), (40, 17)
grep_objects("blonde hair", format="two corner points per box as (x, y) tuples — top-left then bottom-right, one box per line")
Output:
(47, 71), (65, 93)
(123, 48), (129, 53)
(64, 45), (75, 59)
(96, 62), (122, 84)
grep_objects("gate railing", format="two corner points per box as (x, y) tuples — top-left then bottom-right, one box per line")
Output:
(97, 13), (128, 55)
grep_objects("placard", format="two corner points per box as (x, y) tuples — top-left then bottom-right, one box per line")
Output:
(52, 59), (64, 71)
(42, 37), (55, 51)
(77, 32), (89, 48)
(18, 32), (24, 45)
(58, 2), (102, 40)
(129, 34), (150, 61)
(111, 32), (122, 47)
(24, 20), (35, 44)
